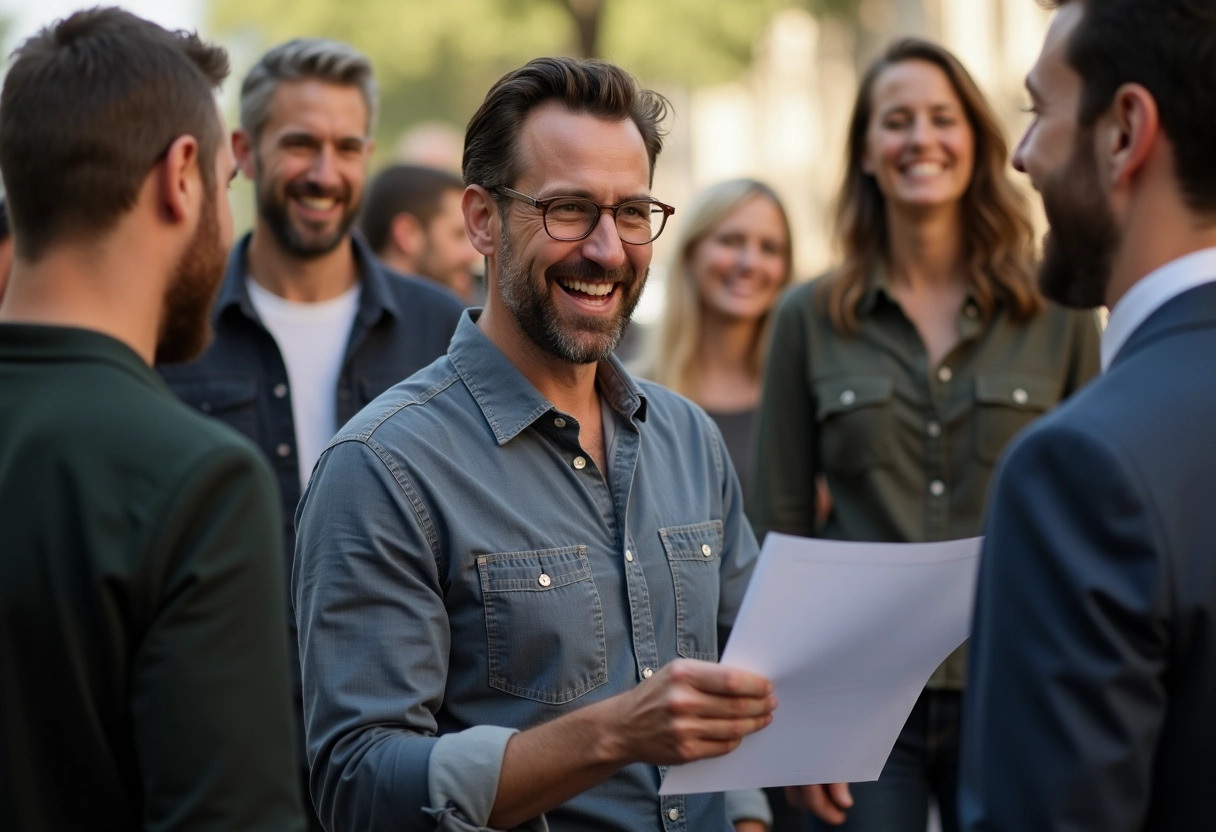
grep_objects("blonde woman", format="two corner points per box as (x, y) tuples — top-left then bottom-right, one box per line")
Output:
(641, 178), (793, 496)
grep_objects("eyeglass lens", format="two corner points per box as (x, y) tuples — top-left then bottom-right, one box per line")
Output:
(544, 198), (665, 244)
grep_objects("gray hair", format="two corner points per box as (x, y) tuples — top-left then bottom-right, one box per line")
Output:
(239, 37), (378, 140)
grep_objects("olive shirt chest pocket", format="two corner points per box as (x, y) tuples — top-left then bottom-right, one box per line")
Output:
(477, 545), (607, 705)
(973, 373), (1058, 464)
(814, 375), (896, 476)
(660, 520), (724, 661)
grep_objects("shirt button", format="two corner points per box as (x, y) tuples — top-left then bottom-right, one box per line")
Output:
(930, 479), (945, 497)
(839, 389), (856, 406)
(937, 366), (953, 383)
(573, 456), (587, 470)
(538, 573), (551, 587)
(1013, 388), (1029, 405)
(701, 543), (712, 558)
(668, 808), (680, 821)
(554, 417), (566, 428)
(625, 549), (634, 562)
(642, 667), (653, 679)
(273, 383), (288, 399)
(927, 421), (941, 438)
(275, 443), (292, 458)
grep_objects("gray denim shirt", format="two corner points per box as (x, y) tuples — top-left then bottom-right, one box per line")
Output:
(294, 311), (760, 832)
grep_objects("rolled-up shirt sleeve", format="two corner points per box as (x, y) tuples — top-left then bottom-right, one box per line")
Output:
(426, 727), (548, 831)
(295, 436), (519, 831)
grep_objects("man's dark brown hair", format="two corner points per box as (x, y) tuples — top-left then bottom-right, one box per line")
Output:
(462, 56), (669, 199)
(1044, 0), (1216, 214)
(0, 7), (229, 261)
(360, 164), (464, 255)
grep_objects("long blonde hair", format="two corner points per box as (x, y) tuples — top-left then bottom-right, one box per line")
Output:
(640, 178), (793, 399)
(820, 38), (1040, 333)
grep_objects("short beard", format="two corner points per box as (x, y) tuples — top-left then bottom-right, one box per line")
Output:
(256, 157), (357, 259)
(496, 221), (643, 365)
(156, 188), (227, 364)
(1037, 129), (1119, 309)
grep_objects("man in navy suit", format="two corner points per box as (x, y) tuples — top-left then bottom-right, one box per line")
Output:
(960, 1), (1216, 829)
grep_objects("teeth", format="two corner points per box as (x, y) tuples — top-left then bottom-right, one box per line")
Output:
(560, 279), (614, 297)
(905, 162), (945, 177)
(297, 196), (337, 210)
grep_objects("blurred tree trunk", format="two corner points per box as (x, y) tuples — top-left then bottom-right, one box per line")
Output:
(560, 0), (603, 58)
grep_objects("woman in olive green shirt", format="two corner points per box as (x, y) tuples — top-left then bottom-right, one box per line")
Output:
(751, 39), (1100, 832)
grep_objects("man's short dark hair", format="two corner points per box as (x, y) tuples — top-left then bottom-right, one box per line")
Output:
(462, 57), (669, 197)
(360, 164), (463, 255)
(1045, 0), (1216, 213)
(0, 7), (229, 261)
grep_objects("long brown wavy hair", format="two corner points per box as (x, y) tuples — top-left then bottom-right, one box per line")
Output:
(820, 38), (1041, 333)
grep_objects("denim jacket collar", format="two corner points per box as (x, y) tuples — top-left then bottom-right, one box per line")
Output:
(447, 310), (648, 446)
(213, 231), (403, 330)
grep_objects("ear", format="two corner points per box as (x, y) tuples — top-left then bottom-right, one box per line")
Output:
(158, 134), (201, 224)
(232, 128), (257, 182)
(1102, 82), (1159, 191)
(463, 185), (498, 257)
(389, 212), (425, 258)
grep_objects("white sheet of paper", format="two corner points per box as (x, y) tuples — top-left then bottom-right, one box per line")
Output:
(659, 533), (981, 795)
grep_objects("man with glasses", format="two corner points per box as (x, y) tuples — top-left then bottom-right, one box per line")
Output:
(295, 57), (776, 832)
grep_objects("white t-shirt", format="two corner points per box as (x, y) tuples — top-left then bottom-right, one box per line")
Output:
(246, 277), (362, 491)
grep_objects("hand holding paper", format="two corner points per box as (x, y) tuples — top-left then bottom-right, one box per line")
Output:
(660, 533), (981, 795)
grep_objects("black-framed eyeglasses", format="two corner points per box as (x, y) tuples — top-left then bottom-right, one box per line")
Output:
(493, 186), (675, 245)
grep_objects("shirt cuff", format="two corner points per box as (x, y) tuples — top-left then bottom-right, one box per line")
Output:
(426, 725), (548, 831)
(725, 788), (773, 827)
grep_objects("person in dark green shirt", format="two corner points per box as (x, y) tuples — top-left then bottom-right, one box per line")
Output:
(754, 39), (1099, 832)
(0, 9), (304, 830)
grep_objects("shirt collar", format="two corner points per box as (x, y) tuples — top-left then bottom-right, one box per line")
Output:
(447, 310), (648, 446)
(1101, 246), (1216, 372)
(214, 231), (401, 326)
(857, 263), (987, 326)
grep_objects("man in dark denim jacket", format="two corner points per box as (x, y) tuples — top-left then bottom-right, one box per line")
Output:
(158, 37), (462, 831)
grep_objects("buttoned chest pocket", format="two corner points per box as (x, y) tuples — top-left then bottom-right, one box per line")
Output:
(661, 520), (724, 661)
(973, 373), (1057, 464)
(166, 376), (258, 442)
(814, 375), (896, 477)
(477, 546), (607, 705)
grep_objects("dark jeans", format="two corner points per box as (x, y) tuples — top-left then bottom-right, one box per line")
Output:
(806, 689), (961, 832)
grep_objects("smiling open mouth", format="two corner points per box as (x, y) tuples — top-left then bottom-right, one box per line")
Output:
(557, 278), (617, 300)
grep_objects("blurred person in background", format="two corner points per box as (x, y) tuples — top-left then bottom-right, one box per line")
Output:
(0, 8), (303, 830)
(638, 178), (793, 500)
(157, 37), (462, 831)
(751, 38), (1100, 832)
(361, 163), (483, 304)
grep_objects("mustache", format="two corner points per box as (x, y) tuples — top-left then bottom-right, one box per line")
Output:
(546, 258), (634, 284)
(286, 180), (348, 201)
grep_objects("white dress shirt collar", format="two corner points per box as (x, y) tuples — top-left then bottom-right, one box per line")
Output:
(1100, 246), (1216, 372)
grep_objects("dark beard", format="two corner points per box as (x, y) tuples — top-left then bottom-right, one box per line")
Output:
(496, 223), (643, 365)
(156, 188), (227, 364)
(256, 161), (357, 259)
(1036, 130), (1119, 309)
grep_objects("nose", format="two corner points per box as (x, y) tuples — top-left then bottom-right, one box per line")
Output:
(579, 209), (628, 271)
(908, 116), (932, 147)
(307, 145), (341, 187)
(1011, 129), (1030, 174)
